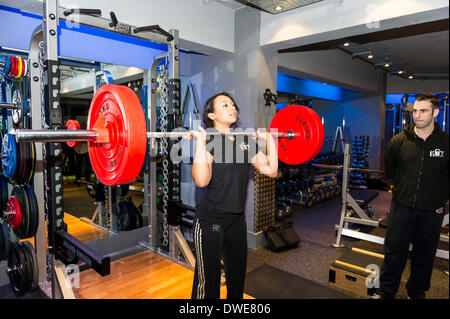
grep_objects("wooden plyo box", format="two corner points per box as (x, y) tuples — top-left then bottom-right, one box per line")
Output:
(329, 248), (384, 298)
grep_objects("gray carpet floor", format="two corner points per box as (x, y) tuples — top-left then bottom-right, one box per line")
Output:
(246, 190), (449, 299)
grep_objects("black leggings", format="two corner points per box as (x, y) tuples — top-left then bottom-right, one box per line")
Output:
(191, 213), (247, 299)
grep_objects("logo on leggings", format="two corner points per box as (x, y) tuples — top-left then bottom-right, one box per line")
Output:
(212, 224), (221, 232)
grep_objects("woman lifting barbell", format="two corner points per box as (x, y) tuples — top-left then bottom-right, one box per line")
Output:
(183, 92), (278, 299)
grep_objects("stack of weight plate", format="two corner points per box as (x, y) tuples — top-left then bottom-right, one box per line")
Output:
(117, 197), (143, 231)
(1, 133), (36, 184)
(6, 240), (39, 296)
(0, 221), (10, 261)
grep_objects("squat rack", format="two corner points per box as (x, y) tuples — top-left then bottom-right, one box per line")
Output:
(22, 0), (194, 298)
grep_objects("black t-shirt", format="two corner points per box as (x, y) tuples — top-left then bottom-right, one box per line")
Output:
(196, 128), (259, 219)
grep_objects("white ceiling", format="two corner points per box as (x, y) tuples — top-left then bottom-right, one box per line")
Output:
(364, 30), (449, 78)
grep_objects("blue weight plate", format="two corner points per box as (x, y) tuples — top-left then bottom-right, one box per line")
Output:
(2, 134), (17, 179)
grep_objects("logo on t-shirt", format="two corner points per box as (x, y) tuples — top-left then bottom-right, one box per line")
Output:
(239, 142), (249, 151)
(429, 149), (444, 158)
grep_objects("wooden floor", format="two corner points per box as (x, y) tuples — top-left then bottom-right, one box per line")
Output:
(61, 214), (254, 299)
(22, 212), (111, 247)
(64, 213), (111, 242)
(74, 250), (253, 299)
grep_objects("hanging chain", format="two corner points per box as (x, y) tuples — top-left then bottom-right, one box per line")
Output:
(157, 60), (170, 247)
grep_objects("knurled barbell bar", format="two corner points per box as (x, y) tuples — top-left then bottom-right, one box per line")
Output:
(3, 84), (324, 186)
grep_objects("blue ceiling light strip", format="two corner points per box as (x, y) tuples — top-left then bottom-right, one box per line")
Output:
(277, 73), (344, 102)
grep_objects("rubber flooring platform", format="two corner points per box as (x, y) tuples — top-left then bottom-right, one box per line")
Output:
(244, 264), (357, 299)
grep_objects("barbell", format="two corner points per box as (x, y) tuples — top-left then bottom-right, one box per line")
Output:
(3, 84), (324, 186)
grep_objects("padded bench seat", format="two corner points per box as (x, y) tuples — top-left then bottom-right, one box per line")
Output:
(352, 190), (379, 205)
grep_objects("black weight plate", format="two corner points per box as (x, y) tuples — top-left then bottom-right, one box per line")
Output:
(120, 200), (129, 230)
(0, 222), (4, 261)
(27, 142), (36, 183)
(23, 185), (34, 238)
(7, 242), (21, 294)
(20, 142), (29, 184)
(25, 185), (38, 238)
(23, 241), (38, 291)
(20, 142), (28, 184)
(2, 222), (9, 261)
(85, 183), (96, 199)
(19, 241), (33, 292)
(130, 199), (143, 228)
(128, 199), (138, 230)
(15, 142), (26, 183)
(134, 202), (143, 228)
(8, 242), (27, 296)
(0, 176), (8, 213)
(12, 140), (21, 181)
(124, 199), (136, 230)
(117, 200), (129, 231)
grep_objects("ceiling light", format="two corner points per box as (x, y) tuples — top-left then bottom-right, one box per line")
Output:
(275, 5), (282, 11)
(343, 42), (350, 47)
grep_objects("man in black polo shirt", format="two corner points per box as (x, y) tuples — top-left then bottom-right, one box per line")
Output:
(375, 94), (449, 299)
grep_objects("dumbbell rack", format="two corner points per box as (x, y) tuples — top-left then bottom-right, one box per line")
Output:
(350, 136), (370, 188)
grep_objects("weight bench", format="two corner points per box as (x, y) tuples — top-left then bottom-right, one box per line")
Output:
(352, 190), (378, 206)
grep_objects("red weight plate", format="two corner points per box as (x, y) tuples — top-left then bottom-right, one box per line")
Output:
(269, 105), (324, 165)
(304, 107), (324, 160)
(9, 57), (15, 76)
(66, 120), (81, 148)
(7, 196), (22, 231)
(87, 84), (147, 186)
(12, 57), (18, 77)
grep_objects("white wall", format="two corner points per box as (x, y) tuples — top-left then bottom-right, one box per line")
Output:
(278, 49), (385, 93)
(260, 0), (449, 50)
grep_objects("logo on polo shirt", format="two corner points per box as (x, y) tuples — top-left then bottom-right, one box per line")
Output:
(430, 149), (444, 158)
